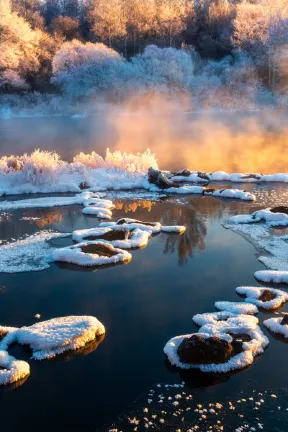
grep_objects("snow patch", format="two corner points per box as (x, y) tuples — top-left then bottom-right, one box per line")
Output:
(264, 317), (288, 338)
(255, 270), (288, 284)
(236, 286), (288, 310)
(52, 241), (132, 267)
(0, 350), (30, 386)
(215, 301), (258, 315)
(0, 316), (105, 360)
(0, 231), (70, 273)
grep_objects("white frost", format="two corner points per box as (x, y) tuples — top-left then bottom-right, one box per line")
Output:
(255, 270), (288, 284)
(264, 317), (288, 338)
(215, 301), (258, 315)
(52, 241), (132, 266)
(0, 316), (105, 360)
(0, 350), (30, 386)
(236, 286), (288, 310)
(0, 231), (70, 273)
(72, 227), (151, 249)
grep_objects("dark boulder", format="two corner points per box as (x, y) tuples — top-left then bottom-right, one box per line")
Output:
(79, 182), (90, 190)
(117, 218), (156, 227)
(174, 169), (192, 177)
(240, 174), (262, 180)
(196, 171), (210, 183)
(281, 315), (288, 325)
(85, 229), (131, 242)
(229, 333), (252, 355)
(80, 243), (117, 257)
(203, 188), (216, 195)
(177, 335), (233, 364)
(270, 206), (288, 215)
(148, 167), (180, 189)
(258, 290), (276, 302)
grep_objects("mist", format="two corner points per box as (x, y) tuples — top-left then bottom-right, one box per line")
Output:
(1, 95), (288, 174)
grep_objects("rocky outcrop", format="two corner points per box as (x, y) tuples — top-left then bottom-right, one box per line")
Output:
(117, 218), (156, 227)
(177, 335), (233, 364)
(270, 206), (288, 215)
(281, 315), (288, 325)
(85, 229), (131, 242)
(258, 290), (276, 302)
(148, 167), (180, 189)
(80, 243), (117, 257)
(79, 182), (90, 190)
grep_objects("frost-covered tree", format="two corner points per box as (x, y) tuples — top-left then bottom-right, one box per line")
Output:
(89, 0), (127, 47)
(52, 39), (125, 96)
(51, 16), (80, 40)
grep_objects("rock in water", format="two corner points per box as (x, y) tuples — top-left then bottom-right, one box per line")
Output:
(79, 182), (90, 190)
(80, 243), (117, 257)
(85, 229), (131, 242)
(258, 290), (276, 302)
(116, 218), (156, 227)
(177, 335), (233, 364)
(281, 315), (288, 325)
(174, 169), (192, 177)
(270, 206), (288, 215)
(148, 167), (180, 189)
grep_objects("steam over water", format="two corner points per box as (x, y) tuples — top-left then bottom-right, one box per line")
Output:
(1, 101), (288, 173)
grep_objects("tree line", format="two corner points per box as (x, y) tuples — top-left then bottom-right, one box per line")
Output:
(1, 0), (288, 100)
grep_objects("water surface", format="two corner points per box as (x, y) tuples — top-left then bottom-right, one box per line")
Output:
(0, 184), (288, 431)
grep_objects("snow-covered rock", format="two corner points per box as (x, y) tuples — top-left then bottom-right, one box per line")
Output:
(52, 241), (132, 266)
(0, 316), (105, 360)
(214, 301), (258, 315)
(255, 270), (288, 284)
(236, 286), (288, 310)
(0, 350), (30, 386)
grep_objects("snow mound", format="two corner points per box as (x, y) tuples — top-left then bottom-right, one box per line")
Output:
(192, 311), (258, 327)
(72, 227), (151, 249)
(82, 198), (114, 209)
(0, 316), (105, 360)
(0, 231), (70, 273)
(215, 301), (258, 315)
(0, 192), (99, 211)
(236, 286), (288, 310)
(264, 317), (288, 338)
(255, 270), (288, 284)
(100, 219), (162, 234)
(82, 206), (112, 219)
(224, 222), (288, 271)
(164, 314), (268, 373)
(204, 189), (256, 201)
(100, 218), (186, 235)
(0, 350), (30, 386)
(52, 241), (132, 267)
(161, 225), (186, 234)
(228, 208), (288, 227)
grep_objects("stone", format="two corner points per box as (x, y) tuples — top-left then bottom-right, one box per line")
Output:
(281, 315), (288, 325)
(116, 218), (156, 227)
(80, 243), (117, 257)
(177, 335), (233, 364)
(258, 290), (276, 302)
(148, 167), (180, 189)
(270, 206), (288, 215)
(85, 229), (131, 241)
(79, 182), (90, 190)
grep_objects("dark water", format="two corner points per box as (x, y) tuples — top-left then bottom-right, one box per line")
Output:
(0, 185), (288, 431)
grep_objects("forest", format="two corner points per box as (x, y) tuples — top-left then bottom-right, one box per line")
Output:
(1, 0), (288, 111)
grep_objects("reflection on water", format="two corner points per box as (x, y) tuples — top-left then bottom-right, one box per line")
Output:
(114, 199), (156, 213)
(160, 204), (207, 265)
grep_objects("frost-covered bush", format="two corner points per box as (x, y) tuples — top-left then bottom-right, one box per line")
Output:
(52, 40), (125, 97)
(0, 150), (67, 185)
(130, 45), (195, 93)
(73, 148), (158, 172)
